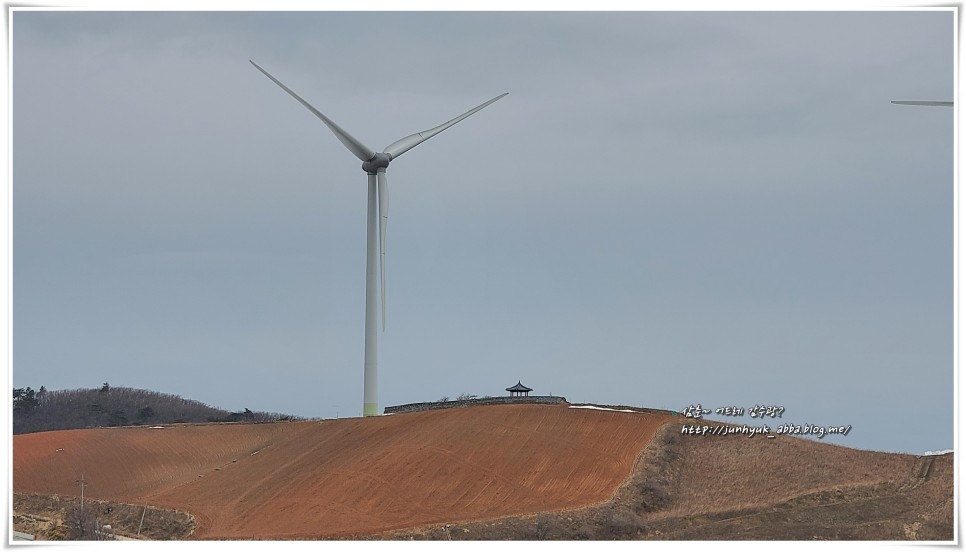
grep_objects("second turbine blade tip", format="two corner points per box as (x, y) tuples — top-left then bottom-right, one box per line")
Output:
(381, 92), (510, 159)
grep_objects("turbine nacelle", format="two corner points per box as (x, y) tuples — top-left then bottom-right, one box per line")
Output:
(362, 152), (392, 175)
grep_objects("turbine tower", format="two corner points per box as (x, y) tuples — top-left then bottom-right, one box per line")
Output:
(250, 60), (507, 417)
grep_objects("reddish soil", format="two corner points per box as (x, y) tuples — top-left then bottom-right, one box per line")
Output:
(13, 404), (670, 539)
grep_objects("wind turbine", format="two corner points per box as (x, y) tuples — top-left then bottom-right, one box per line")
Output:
(250, 60), (507, 417)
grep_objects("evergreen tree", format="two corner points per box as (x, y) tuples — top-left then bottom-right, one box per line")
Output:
(13, 387), (39, 414)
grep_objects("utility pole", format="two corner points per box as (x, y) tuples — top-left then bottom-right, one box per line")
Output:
(77, 473), (86, 515)
(137, 503), (147, 536)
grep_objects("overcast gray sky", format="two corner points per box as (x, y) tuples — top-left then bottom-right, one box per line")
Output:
(11, 8), (954, 454)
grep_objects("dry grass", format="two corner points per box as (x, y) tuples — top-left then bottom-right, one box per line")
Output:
(657, 421), (918, 518)
(13, 493), (195, 540)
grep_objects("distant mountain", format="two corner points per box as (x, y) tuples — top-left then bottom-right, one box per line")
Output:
(12, 384), (301, 434)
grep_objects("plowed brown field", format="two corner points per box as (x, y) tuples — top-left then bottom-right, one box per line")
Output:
(13, 404), (670, 539)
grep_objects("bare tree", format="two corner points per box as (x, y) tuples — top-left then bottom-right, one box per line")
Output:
(63, 503), (114, 540)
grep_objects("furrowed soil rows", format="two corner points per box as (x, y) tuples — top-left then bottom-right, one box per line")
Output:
(14, 404), (670, 539)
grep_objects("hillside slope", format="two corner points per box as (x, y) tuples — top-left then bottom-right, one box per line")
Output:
(369, 420), (954, 541)
(13, 404), (669, 539)
(641, 423), (954, 540)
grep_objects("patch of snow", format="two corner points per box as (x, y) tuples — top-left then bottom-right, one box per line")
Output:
(148, 426), (165, 429)
(923, 449), (953, 456)
(569, 405), (635, 413)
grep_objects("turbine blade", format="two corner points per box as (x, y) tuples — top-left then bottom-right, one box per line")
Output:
(891, 100), (953, 107)
(383, 93), (508, 159)
(378, 171), (388, 331)
(250, 60), (376, 162)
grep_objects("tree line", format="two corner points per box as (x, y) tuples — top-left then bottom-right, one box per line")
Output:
(13, 383), (301, 434)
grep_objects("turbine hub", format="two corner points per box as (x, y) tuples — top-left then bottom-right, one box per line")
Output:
(362, 153), (391, 175)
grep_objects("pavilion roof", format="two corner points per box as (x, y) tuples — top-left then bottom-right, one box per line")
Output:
(506, 381), (533, 392)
